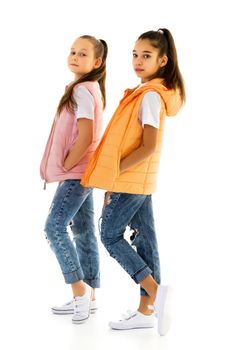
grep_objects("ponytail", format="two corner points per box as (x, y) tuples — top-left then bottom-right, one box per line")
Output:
(97, 39), (108, 109)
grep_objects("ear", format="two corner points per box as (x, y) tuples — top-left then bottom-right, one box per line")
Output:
(94, 57), (102, 69)
(159, 55), (168, 68)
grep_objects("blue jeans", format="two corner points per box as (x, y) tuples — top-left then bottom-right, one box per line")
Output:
(44, 180), (100, 287)
(100, 193), (160, 296)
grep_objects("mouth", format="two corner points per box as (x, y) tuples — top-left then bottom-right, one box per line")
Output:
(70, 63), (78, 67)
(135, 68), (144, 72)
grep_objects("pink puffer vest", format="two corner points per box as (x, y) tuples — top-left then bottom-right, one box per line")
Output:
(40, 81), (103, 186)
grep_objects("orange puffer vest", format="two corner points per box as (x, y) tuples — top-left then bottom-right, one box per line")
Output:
(81, 78), (182, 194)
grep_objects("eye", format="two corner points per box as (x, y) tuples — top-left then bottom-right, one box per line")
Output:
(133, 53), (138, 58)
(143, 54), (151, 59)
(70, 51), (76, 56)
(78, 52), (87, 57)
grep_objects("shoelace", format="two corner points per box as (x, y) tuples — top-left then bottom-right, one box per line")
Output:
(73, 297), (88, 316)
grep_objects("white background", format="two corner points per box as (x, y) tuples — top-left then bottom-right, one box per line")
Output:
(0, 0), (232, 349)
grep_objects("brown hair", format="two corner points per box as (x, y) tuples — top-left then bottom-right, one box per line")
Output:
(57, 35), (108, 115)
(138, 29), (185, 103)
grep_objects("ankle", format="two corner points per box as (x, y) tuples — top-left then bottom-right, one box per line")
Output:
(139, 295), (155, 315)
(140, 275), (159, 300)
(72, 281), (86, 297)
(92, 288), (96, 301)
(138, 307), (154, 316)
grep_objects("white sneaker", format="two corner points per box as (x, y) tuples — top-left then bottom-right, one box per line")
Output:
(72, 284), (93, 324)
(109, 310), (155, 330)
(51, 299), (97, 315)
(153, 285), (173, 336)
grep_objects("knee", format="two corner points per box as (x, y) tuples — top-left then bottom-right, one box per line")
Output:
(44, 214), (58, 244)
(100, 226), (112, 250)
(100, 228), (108, 247)
(70, 219), (95, 238)
(44, 214), (53, 232)
(100, 225), (118, 255)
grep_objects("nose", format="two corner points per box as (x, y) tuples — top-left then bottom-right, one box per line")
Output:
(70, 53), (78, 63)
(135, 56), (143, 66)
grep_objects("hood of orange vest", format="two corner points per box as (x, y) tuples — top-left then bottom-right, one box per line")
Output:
(125, 78), (182, 117)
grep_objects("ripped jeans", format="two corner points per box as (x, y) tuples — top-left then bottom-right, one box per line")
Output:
(44, 180), (100, 287)
(100, 193), (161, 296)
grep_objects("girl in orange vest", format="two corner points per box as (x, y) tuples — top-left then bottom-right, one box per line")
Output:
(81, 28), (185, 335)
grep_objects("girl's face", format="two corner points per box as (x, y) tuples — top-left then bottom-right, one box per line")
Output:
(132, 39), (168, 83)
(67, 38), (102, 80)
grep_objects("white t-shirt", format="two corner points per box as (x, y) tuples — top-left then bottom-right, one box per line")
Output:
(73, 85), (161, 129)
(73, 86), (95, 120)
(135, 84), (161, 129)
(139, 91), (161, 129)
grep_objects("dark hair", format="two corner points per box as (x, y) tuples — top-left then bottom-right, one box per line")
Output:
(138, 28), (185, 103)
(57, 35), (108, 115)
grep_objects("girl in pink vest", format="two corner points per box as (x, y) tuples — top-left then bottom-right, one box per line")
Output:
(82, 29), (185, 335)
(40, 35), (107, 324)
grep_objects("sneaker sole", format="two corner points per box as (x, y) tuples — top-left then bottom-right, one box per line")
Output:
(72, 315), (90, 324)
(110, 323), (155, 330)
(51, 307), (98, 315)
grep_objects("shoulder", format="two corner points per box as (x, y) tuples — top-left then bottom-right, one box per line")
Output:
(73, 85), (94, 104)
(74, 81), (101, 98)
(142, 91), (161, 102)
(141, 91), (161, 110)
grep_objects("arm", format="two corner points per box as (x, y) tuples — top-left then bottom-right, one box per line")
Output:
(63, 118), (93, 171)
(120, 124), (158, 174)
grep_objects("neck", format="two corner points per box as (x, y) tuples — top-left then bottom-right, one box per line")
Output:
(74, 73), (83, 81)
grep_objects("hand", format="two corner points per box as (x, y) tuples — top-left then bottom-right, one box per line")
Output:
(103, 191), (113, 209)
(119, 159), (126, 174)
(63, 153), (74, 171)
(119, 160), (122, 174)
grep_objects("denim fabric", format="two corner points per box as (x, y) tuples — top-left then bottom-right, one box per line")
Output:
(44, 180), (100, 287)
(100, 193), (160, 296)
